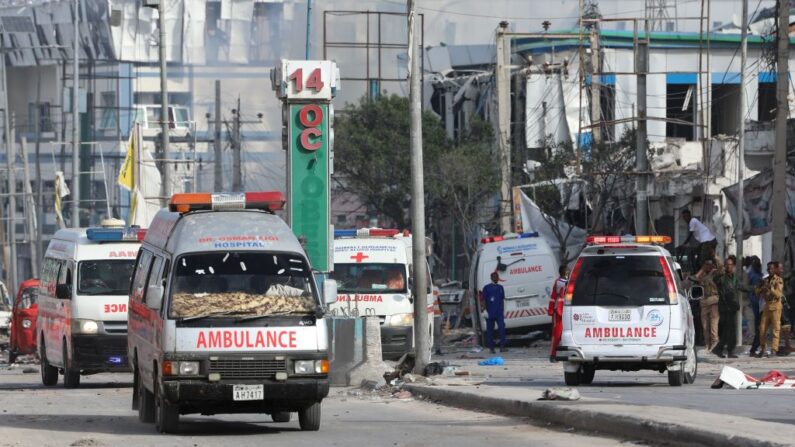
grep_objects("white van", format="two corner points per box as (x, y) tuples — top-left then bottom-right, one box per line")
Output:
(329, 229), (434, 360)
(127, 192), (336, 433)
(38, 222), (144, 388)
(469, 232), (558, 344)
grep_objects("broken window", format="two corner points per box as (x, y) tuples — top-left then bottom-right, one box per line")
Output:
(666, 84), (696, 141)
(711, 83), (741, 137)
(758, 81), (776, 122)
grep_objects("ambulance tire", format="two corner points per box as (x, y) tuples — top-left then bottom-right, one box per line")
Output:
(39, 343), (58, 387)
(138, 373), (155, 423)
(132, 363), (140, 410)
(564, 369), (581, 386)
(271, 412), (291, 423)
(298, 402), (321, 431)
(63, 344), (81, 389)
(683, 345), (698, 385)
(667, 366), (684, 386)
(580, 364), (595, 385)
(155, 381), (179, 433)
(8, 350), (17, 364)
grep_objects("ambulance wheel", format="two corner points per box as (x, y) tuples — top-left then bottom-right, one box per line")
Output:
(132, 363), (140, 410)
(580, 364), (595, 385)
(155, 381), (179, 433)
(271, 412), (291, 423)
(564, 369), (581, 386)
(298, 402), (321, 431)
(138, 372), (155, 423)
(667, 367), (684, 386)
(62, 344), (80, 389)
(8, 350), (17, 364)
(683, 345), (698, 384)
(39, 343), (58, 387)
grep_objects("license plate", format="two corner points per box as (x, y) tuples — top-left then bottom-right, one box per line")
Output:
(608, 309), (632, 322)
(515, 299), (530, 308)
(233, 385), (264, 401)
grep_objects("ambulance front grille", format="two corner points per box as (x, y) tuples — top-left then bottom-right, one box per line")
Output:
(208, 359), (286, 379)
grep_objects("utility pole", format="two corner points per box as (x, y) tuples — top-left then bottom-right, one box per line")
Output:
(408, 0), (430, 373)
(159, 0), (171, 204)
(7, 113), (16, 293)
(232, 97), (242, 191)
(735, 0), (749, 351)
(305, 0), (313, 59)
(495, 21), (512, 234)
(71, 0), (80, 227)
(34, 73), (42, 279)
(590, 26), (601, 143)
(21, 137), (38, 278)
(214, 80), (223, 191)
(772, 0), (788, 263)
(635, 34), (649, 234)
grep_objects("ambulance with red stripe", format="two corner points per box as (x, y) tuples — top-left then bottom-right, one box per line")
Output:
(556, 235), (697, 387)
(127, 192), (336, 433)
(329, 229), (434, 360)
(469, 232), (557, 345)
(38, 220), (144, 388)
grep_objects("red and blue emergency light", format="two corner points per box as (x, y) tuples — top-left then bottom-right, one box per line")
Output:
(169, 192), (286, 213)
(480, 232), (539, 244)
(586, 235), (672, 245)
(86, 226), (146, 242)
(334, 228), (402, 238)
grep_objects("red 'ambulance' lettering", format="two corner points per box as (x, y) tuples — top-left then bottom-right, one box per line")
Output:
(196, 330), (298, 349)
(104, 303), (127, 313)
(509, 265), (543, 275)
(584, 327), (656, 338)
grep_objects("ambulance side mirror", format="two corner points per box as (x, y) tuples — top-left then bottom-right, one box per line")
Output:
(146, 284), (164, 310)
(323, 279), (338, 305)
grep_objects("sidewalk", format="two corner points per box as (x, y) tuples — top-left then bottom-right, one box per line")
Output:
(405, 340), (795, 446)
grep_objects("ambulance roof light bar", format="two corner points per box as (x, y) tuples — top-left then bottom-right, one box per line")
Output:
(86, 226), (147, 242)
(586, 235), (672, 245)
(169, 192), (286, 214)
(480, 232), (539, 244)
(334, 228), (401, 238)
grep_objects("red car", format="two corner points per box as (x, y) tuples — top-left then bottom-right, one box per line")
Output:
(8, 279), (39, 363)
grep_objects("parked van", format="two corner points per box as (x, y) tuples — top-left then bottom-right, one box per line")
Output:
(8, 279), (40, 363)
(128, 192), (336, 433)
(469, 232), (558, 344)
(38, 222), (144, 388)
(329, 228), (434, 360)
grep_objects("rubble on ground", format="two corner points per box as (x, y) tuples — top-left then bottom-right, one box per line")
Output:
(713, 366), (795, 390)
(539, 388), (581, 401)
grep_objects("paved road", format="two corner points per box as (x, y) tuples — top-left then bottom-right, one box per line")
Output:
(0, 367), (639, 447)
(436, 343), (795, 425)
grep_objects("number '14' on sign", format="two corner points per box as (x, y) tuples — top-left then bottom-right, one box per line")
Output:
(289, 68), (324, 93)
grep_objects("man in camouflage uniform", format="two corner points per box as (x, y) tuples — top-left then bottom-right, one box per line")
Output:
(757, 261), (785, 357)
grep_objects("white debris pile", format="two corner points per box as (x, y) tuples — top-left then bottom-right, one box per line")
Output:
(712, 366), (795, 390)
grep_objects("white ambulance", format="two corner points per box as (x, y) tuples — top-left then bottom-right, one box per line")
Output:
(469, 232), (558, 345)
(329, 229), (434, 360)
(127, 192), (336, 433)
(38, 221), (144, 388)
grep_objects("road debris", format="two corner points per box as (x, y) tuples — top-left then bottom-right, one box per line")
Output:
(478, 356), (505, 366)
(539, 388), (581, 401)
(713, 366), (795, 390)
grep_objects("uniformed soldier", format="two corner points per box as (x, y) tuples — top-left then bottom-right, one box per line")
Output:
(757, 261), (785, 357)
(547, 265), (569, 362)
(712, 256), (740, 358)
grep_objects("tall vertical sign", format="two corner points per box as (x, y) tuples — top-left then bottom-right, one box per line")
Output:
(272, 60), (339, 272)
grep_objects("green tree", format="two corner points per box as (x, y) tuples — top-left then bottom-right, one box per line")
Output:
(334, 95), (448, 228)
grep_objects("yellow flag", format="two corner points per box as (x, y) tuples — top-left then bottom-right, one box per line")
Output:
(118, 129), (135, 190)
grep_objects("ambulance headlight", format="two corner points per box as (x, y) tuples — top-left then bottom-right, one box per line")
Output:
(386, 313), (413, 327)
(178, 361), (200, 376)
(71, 319), (99, 334)
(294, 360), (314, 374)
(21, 319), (32, 328)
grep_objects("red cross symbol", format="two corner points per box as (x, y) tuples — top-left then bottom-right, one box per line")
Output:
(350, 252), (369, 263)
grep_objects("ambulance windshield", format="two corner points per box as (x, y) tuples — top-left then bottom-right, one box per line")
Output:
(78, 260), (136, 296)
(170, 252), (318, 319)
(332, 263), (407, 293)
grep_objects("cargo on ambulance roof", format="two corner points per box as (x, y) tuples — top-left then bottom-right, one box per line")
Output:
(469, 232), (558, 345)
(38, 220), (145, 389)
(127, 192), (337, 434)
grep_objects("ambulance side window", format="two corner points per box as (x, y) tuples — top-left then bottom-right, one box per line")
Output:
(57, 261), (72, 290)
(145, 257), (164, 303)
(131, 250), (153, 303)
(41, 258), (61, 296)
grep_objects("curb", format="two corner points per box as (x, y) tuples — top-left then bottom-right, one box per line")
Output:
(404, 384), (790, 447)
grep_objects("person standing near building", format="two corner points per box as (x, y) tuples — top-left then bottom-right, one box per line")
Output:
(713, 256), (739, 358)
(481, 272), (507, 354)
(746, 256), (764, 356)
(757, 261), (785, 357)
(547, 265), (569, 362)
(694, 259), (721, 352)
(680, 209), (717, 272)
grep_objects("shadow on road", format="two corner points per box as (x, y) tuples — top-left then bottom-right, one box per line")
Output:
(0, 382), (132, 391)
(0, 414), (299, 436)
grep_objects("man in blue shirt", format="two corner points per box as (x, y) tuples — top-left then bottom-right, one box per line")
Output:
(482, 271), (507, 353)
